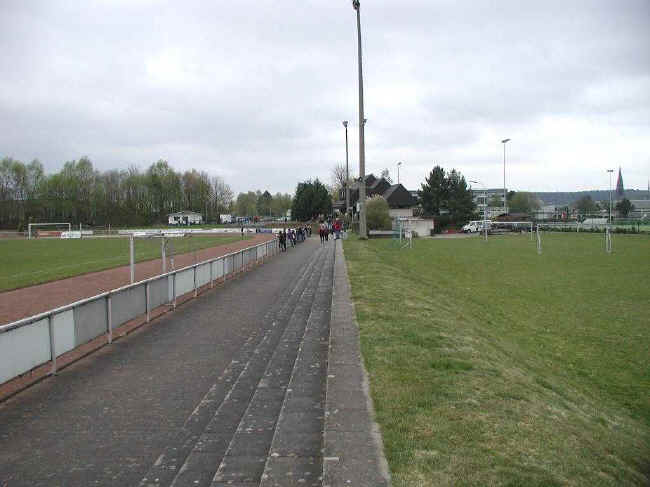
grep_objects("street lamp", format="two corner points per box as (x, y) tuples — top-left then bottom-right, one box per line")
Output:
(342, 121), (350, 215)
(352, 0), (367, 239)
(607, 169), (614, 223)
(470, 180), (488, 241)
(501, 138), (510, 215)
(397, 161), (402, 184)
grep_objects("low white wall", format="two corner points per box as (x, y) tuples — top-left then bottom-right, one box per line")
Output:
(401, 218), (434, 237)
(0, 239), (279, 389)
(0, 319), (50, 384)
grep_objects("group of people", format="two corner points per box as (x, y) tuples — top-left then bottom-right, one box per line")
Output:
(277, 225), (311, 252)
(275, 220), (346, 250)
(318, 219), (343, 244)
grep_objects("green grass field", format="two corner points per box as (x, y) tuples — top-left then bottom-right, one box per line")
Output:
(0, 235), (247, 292)
(344, 233), (649, 486)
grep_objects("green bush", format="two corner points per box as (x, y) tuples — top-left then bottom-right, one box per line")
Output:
(366, 196), (392, 230)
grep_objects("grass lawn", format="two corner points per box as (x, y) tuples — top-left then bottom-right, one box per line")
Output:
(344, 233), (649, 486)
(0, 235), (248, 292)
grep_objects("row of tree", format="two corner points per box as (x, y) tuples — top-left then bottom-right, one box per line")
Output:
(573, 195), (635, 217)
(0, 156), (293, 229)
(234, 190), (293, 219)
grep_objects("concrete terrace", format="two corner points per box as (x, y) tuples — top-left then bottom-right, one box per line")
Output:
(0, 238), (389, 487)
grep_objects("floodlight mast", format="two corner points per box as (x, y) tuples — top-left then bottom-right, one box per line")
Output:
(397, 161), (402, 184)
(343, 121), (350, 215)
(501, 138), (511, 215)
(352, 0), (367, 238)
(607, 169), (614, 223)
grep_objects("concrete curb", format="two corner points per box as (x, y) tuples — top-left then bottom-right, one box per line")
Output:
(323, 239), (391, 486)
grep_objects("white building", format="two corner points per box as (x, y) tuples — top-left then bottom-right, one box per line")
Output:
(168, 211), (203, 225)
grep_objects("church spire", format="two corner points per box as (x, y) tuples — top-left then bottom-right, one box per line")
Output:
(616, 167), (624, 198)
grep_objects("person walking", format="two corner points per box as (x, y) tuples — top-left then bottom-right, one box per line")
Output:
(278, 230), (285, 252)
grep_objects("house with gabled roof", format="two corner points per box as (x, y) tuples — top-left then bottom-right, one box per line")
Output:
(333, 174), (417, 214)
(333, 173), (435, 235)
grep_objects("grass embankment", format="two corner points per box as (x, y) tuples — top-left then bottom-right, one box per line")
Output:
(343, 233), (649, 486)
(0, 235), (248, 292)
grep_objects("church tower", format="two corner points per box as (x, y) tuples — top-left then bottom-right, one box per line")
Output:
(616, 167), (624, 198)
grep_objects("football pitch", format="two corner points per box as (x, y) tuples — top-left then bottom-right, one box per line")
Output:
(344, 233), (649, 486)
(0, 235), (247, 292)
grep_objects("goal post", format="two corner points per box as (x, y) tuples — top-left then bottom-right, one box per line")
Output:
(605, 226), (612, 254)
(28, 222), (71, 239)
(392, 218), (416, 249)
(121, 230), (190, 283)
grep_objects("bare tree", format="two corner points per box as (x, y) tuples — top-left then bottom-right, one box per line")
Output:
(212, 176), (234, 214)
(331, 163), (347, 193)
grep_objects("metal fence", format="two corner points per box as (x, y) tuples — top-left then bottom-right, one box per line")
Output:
(0, 238), (279, 386)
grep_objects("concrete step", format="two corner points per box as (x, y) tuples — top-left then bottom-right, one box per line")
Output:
(322, 240), (391, 487)
(259, 243), (335, 487)
(209, 246), (330, 486)
(138, 246), (326, 487)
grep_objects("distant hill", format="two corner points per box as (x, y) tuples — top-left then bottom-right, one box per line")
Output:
(534, 189), (650, 206)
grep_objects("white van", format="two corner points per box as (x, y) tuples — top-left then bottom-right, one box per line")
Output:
(462, 220), (491, 233)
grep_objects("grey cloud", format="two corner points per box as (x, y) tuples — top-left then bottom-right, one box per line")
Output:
(1, 0), (648, 194)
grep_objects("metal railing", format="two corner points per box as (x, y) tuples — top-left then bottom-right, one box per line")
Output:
(0, 238), (279, 386)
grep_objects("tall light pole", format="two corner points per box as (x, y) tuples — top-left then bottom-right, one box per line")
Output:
(607, 169), (614, 223)
(353, 0), (367, 238)
(501, 138), (510, 215)
(343, 121), (350, 215)
(397, 161), (402, 184)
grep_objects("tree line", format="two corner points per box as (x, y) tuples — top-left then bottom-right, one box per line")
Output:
(234, 190), (293, 220)
(573, 194), (635, 217)
(0, 156), (291, 229)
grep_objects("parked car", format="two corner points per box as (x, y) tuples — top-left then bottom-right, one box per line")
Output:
(462, 220), (492, 233)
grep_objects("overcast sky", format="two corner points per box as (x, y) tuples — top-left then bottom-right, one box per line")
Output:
(1, 0), (649, 195)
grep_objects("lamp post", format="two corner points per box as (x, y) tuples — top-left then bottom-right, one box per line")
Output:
(607, 169), (614, 223)
(470, 180), (488, 241)
(342, 121), (350, 214)
(397, 161), (402, 184)
(501, 138), (511, 215)
(352, 0), (367, 238)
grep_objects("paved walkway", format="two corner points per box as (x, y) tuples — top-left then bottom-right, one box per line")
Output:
(0, 237), (390, 486)
(0, 234), (273, 325)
